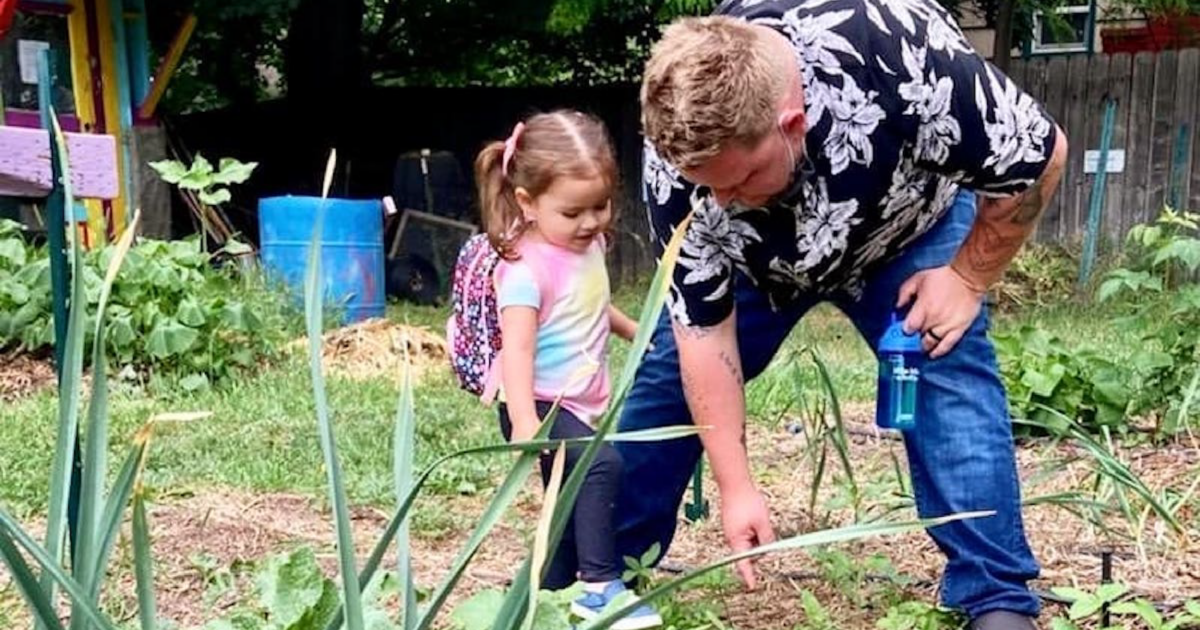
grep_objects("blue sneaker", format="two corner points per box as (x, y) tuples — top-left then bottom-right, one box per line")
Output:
(570, 580), (662, 630)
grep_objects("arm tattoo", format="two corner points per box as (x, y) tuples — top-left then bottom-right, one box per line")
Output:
(963, 220), (1024, 276)
(718, 349), (745, 387)
(965, 166), (1057, 277)
(675, 323), (717, 340)
(1008, 179), (1047, 225)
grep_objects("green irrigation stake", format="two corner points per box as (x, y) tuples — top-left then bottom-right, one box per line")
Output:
(1079, 97), (1116, 289)
(684, 459), (709, 522)
(1169, 124), (1189, 211)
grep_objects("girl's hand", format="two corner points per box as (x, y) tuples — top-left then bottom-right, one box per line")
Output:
(510, 417), (540, 443)
(609, 305), (638, 342)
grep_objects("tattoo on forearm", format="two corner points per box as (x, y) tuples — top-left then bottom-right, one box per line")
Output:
(1008, 180), (1047, 225)
(963, 219), (1024, 276)
(675, 323), (717, 340)
(964, 170), (1056, 278)
(719, 350), (744, 387)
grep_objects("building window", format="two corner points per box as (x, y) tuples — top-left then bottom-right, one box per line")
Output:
(1, 10), (76, 116)
(1031, 1), (1094, 54)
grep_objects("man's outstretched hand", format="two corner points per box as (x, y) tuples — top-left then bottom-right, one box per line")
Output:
(720, 485), (775, 589)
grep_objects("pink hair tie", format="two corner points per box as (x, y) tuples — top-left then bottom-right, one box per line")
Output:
(501, 122), (525, 177)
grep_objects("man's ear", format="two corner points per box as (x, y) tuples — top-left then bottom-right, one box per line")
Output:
(778, 107), (807, 143)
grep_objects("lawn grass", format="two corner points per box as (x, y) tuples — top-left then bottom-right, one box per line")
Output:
(0, 284), (1131, 528)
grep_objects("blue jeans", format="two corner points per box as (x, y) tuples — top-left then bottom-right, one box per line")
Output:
(614, 190), (1041, 618)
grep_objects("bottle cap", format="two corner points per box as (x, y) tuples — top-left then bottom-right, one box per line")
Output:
(878, 312), (923, 353)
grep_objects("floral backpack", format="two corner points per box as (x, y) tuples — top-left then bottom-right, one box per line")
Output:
(446, 233), (549, 403)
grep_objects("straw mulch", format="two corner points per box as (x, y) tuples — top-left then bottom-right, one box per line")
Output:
(290, 318), (450, 382)
(0, 351), (56, 402)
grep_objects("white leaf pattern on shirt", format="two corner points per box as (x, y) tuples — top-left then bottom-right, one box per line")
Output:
(677, 191), (763, 302)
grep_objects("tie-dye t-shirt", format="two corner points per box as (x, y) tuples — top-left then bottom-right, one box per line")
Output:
(494, 238), (611, 425)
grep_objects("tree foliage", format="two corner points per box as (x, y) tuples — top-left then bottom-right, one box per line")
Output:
(155, 0), (1048, 114)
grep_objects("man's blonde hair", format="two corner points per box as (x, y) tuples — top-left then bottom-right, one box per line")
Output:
(641, 16), (793, 169)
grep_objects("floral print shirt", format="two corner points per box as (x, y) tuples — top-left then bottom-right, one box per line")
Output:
(646, 0), (1059, 327)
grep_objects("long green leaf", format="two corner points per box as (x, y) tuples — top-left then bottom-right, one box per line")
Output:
(0, 509), (121, 630)
(524, 445), (566, 630)
(806, 348), (860, 521)
(132, 491), (157, 630)
(70, 214), (140, 622)
(395, 341), (417, 630)
(90, 413), (186, 597)
(411, 407), (558, 630)
(69, 346), (107, 630)
(323, 425), (704, 630)
(89, 443), (145, 597)
(495, 212), (695, 630)
(1016, 412), (1185, 536)
(0, 526), (68, 630)
(585, 512), (994, 630)
(490, 559), (532, 630)
(303, 149), (365, 630)
(40, 112), (89, 619)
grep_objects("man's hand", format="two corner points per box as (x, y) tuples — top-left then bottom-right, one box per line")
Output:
(720, 484), (775, 589)
(897, 265), (985, 359)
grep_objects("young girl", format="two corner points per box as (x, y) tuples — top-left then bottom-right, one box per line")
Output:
(475, 110), (661, 629)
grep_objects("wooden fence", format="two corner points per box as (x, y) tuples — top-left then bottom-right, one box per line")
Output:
(1008, 48), (1200, 245)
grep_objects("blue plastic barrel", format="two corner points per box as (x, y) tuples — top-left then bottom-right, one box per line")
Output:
(258, 196), (385, 323)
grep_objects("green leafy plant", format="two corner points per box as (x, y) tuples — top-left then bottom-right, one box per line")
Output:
(149, 154), (257, 253)
(1098, 206), (1200, 434)
(620, 542), (661, 593)
(1050, 583), (1200, 630)
(149, 154), (257, 208)
(0, 225), (294, 387)
(875, 601), (965, 630)
(1018, 409), (1190, 552)
(1053, 583), (1128, 622)
(994, 326), (1132, 434)
(808, 548), (909, 608)
(205, 547), (400, 630)
(794, 589), (836, 630)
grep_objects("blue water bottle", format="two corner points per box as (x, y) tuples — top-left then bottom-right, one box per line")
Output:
(876, 313), (923, 432)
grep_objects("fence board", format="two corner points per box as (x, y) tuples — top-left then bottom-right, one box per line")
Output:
(1040, 56), (1071, 239)
(1121, 52), (1158, 239)
(1078, 54), (1111, 247)
(1103, 53), (1133, 243)
(1060, 55), (1091, 241)
(1148, 51), (1178, 218)
(1173, 48), (1199, 210)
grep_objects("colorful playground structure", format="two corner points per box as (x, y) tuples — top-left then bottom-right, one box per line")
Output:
(1, 0), (193, 241)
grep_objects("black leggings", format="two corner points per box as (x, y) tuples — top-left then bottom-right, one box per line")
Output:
(498, 401), (623, 587)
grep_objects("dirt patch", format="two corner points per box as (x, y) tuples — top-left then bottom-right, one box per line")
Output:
(76, 487), (535, 628)
(3, 415), (1197, 629)
(289, 318), (449, 383)
(0, 351), (57, 402)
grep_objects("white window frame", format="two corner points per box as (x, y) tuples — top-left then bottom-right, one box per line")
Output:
(1031, 1), (1093, 54)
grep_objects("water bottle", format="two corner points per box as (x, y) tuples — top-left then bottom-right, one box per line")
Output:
(875, 313), (923, 432)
